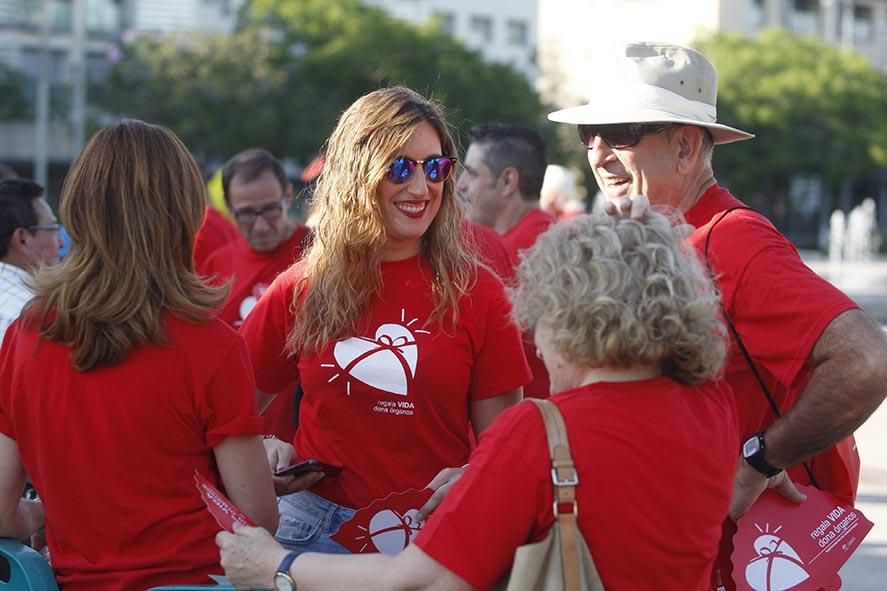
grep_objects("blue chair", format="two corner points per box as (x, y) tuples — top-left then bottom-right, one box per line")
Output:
(0, 539), (235, 591)
(0, 539), (57, 591)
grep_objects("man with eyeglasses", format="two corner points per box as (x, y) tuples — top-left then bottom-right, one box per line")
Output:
(549, 41), (887, 589)
(0, 178), (63, 340)
(202, 148), (310, 441)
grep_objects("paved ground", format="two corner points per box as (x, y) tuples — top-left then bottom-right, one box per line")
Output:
(839, 409), (887, 589)
(803, 254), (887, 589)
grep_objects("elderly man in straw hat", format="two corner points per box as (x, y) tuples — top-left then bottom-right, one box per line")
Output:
(549, 41), (887, 586)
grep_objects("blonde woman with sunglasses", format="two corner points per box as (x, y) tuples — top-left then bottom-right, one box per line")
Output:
(238, 86), (530, 561)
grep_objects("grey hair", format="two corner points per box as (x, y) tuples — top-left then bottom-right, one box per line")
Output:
(511, 211), (727, 385)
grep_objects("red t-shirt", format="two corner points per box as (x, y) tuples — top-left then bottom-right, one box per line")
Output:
(203, 225), (311, 328)
(502, 208), (557, 399)
(686, 185), (860, 502)
(193, 207), (239, 275)
(239, 255), (531, 509)
(501, 207), (557, 265)
(203, 225), (311, 441)
(416, 378), (739, 591)
(0, 315), (261, 591)
(463, 221), (515, 283)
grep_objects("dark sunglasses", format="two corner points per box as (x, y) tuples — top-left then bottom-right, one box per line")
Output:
(578, 123), (673, 150)
(386, 156), (457, 185)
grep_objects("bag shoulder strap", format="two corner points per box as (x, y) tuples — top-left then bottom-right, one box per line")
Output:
(703, 207), (783, 415)
(525, 399), (577, 509)
(703, 207), (820, 489)
(525, 398), (583, 591)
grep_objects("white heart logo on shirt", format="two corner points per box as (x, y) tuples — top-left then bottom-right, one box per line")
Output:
(238, 296), (258, 322)
(332, 323), (418, 396)
(237, 283), (269, 325)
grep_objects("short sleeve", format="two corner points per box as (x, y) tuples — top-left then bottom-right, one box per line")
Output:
(0, 322), (19, 439)
(200, 335), (262, 448)
(415, 402), (550, 590)
(467, 270), (531, 400)
(709, 212), (857, 385)
(238, 266), (301, 393)
(200, 246), (234, 287)
(464, 222), (516, 284)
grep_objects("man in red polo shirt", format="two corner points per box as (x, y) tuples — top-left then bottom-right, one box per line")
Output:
(457, 122), (556, 398)
(547, 41), (887, 589)
(203, 148), (310, 441)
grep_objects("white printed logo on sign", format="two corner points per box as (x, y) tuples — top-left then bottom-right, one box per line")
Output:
(324, 309), (430, 396)
(745, 524), (810, 591)
(365, 508), (422, 555)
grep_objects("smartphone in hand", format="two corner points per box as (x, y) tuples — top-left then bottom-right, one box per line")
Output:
(274, 459), (343, 479)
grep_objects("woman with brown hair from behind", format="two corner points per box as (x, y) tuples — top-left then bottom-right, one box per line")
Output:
(0, 119), (278, 591)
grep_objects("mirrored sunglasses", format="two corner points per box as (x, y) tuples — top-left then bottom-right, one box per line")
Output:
(578, 123), (673, 150)
(386, 156), (457, 185)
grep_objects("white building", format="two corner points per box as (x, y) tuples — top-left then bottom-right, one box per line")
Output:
(0, 0), (121, 167)
(364, 0), (538, 79)
(538, 0), (887, 106)
(126, 0), (245, 34)
(0, 0), (245, 170)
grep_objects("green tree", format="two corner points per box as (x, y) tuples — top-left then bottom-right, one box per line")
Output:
(96, 0), (553, 167)
(0, 63), (30, 120)
(696, 31), (887, 222)
(96, 28), (290, 165)
(243, 0), (549, 148)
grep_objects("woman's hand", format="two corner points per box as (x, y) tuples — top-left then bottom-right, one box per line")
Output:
(217, 523), (289, 590)
(602, 194), (650, 219)
(273, 471), (325, 497)
(21, 498), (45, 539)
(263, 436), (296, 472)
(262, 437), (324, 496)
(416, 465), (466, 522)
(601, 194), (692, 238)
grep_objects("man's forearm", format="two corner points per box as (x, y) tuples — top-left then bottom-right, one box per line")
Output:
(765, 309), (887, 468)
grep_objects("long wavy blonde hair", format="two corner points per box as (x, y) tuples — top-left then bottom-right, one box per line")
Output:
(26, 119), (227, 371)
(512, 212), (727, 385)
(288, 87), (474, 354)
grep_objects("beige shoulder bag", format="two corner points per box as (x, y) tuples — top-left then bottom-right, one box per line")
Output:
(495, 398), (605, 591)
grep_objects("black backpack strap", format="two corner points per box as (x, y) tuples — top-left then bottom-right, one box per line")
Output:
(704, 207), (819, 488)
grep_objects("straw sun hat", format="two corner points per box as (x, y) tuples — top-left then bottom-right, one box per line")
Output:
(548, 41), (753, 145)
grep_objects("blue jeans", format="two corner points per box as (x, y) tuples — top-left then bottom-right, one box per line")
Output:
(275, 490), (356, 557)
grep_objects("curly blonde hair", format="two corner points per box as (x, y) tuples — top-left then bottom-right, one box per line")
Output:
(288, 87), (474, 354)
(512, 212), (726, 385)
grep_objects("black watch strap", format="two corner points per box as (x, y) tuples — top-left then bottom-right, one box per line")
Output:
(742, 431), (782, 478)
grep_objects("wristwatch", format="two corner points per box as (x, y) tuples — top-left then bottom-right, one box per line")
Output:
(273, 551), (298, 591)
(742, 431), (782, 478)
